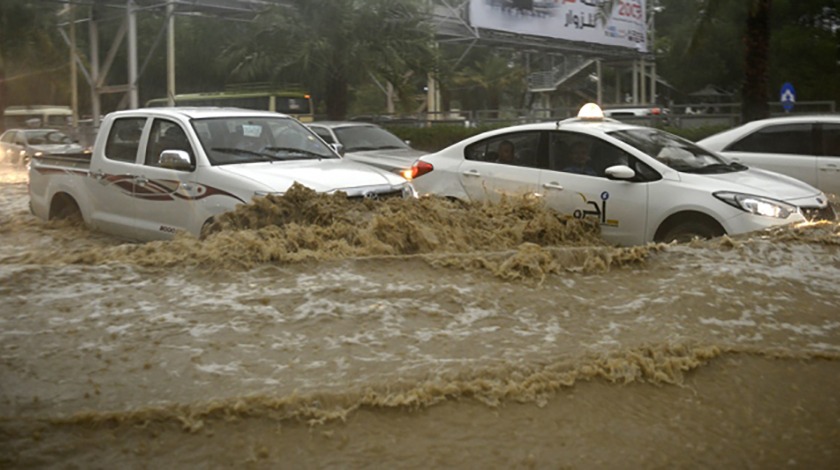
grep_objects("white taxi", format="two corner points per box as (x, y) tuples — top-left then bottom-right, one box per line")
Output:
(404, 104), (834, 245)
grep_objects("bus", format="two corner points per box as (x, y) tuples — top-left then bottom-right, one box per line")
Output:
(145, 90), (315, 122)
(3, 105), (72, 131)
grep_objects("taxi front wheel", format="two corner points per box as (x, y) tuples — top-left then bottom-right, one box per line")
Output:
(658, 221), (723, 244)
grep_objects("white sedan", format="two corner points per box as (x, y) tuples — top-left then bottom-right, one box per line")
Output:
(405, 104), (834, 246)
(307, 121), (426, 174)
(697, 115), (840, 195)
(0, 128), (88, 166)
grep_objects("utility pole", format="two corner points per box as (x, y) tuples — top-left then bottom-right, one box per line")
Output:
(166, 0), (175, 106)
(69, 4), (78, 127)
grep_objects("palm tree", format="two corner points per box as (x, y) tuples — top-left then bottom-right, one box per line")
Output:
(450, 53), (526, 112)
(227, 0), (437, 120)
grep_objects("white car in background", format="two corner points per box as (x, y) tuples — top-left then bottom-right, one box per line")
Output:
(404, 104), (834, 246)
(698, 115), (840, 195)
(603, 106), (672, 126)
(307, 121), (426, 174)
(0, 128), (89, 166)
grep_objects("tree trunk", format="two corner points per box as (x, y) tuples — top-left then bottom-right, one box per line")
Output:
(741, 0), (771, 123)
(0, 68), (7, 131)
(325, 72), (349, 120)
(0, 38), (7, 131)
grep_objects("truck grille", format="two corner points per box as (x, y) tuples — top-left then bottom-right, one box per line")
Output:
(801, 204), (837, 222)
(347, 189), (406, 201)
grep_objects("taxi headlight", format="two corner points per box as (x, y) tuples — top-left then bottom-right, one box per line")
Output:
(714, 191), (798, 219)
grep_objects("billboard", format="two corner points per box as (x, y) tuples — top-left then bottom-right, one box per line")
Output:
(468, 0), (647, 53)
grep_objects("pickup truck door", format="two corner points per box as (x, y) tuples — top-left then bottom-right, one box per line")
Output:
(132, 118), (204, 240)
(86, 116), (148, 240)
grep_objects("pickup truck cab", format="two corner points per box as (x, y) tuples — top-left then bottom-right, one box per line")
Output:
(28, 107), (415, 241)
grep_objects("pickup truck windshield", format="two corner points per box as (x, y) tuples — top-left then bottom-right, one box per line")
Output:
(609, 128), (747, 174)
(192, 117), (337, 165)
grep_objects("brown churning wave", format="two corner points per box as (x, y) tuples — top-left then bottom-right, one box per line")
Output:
(10, 344), (837, 431)
(4, 183), (659, 276)
(3, 181), (839, 279)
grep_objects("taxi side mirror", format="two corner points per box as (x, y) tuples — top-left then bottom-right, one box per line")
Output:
(605, 165), (635, 180)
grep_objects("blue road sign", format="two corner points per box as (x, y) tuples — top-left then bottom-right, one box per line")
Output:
(780, 82), (796, 112)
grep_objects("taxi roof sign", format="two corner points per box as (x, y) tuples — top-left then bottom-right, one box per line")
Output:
(578, 103), (604, 120)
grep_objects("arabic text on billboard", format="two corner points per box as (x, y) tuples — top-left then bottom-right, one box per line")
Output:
(468, 0), (647, 53)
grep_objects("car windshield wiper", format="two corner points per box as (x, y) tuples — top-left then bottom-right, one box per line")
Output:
(261, 147), (335, 159)
(682, 162), (747, 174)
(211, 147), (276, 161)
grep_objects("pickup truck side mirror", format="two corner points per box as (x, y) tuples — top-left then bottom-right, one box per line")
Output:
(330, 143), (345, 157)
(159, 150), (193, 171)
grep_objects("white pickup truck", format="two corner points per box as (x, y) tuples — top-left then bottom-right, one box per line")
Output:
(28, 108), (415, 241)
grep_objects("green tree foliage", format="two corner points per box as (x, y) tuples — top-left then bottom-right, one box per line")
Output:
(657, 0), (839, 120)
(226, 0), (437, 120)
(0, 1), (67, 115)
(656, 1), (745, 98)
(3, 0), (838, 122)
(770, 0), (840, 105)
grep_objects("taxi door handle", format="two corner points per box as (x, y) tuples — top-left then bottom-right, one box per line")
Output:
(542, 182), (564, 190)
(462, 169), (481, 177)
(135, 176), (149, 186)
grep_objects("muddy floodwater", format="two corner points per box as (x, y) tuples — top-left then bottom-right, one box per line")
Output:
(1, 165), (839, 468)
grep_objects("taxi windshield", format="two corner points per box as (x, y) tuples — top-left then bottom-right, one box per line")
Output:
(609, 128), (746, 174)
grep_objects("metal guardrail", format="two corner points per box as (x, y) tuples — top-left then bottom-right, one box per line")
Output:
(356, 101), (837, 129)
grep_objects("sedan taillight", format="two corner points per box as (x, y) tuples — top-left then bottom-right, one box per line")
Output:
(401, 160), (433, 181)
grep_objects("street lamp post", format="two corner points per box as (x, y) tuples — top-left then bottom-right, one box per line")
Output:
(649, 1), (664, 105)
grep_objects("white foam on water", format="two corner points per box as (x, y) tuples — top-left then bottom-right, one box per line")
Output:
(195, 362), (242, 375)
(188, 323), (227, 338)
(105, 323), (133, 335)
(699, 316), (757, 328)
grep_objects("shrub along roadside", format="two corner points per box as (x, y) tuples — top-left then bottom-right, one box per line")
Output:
(385, 125), (496, 152)
(386, 123), (731, 153)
